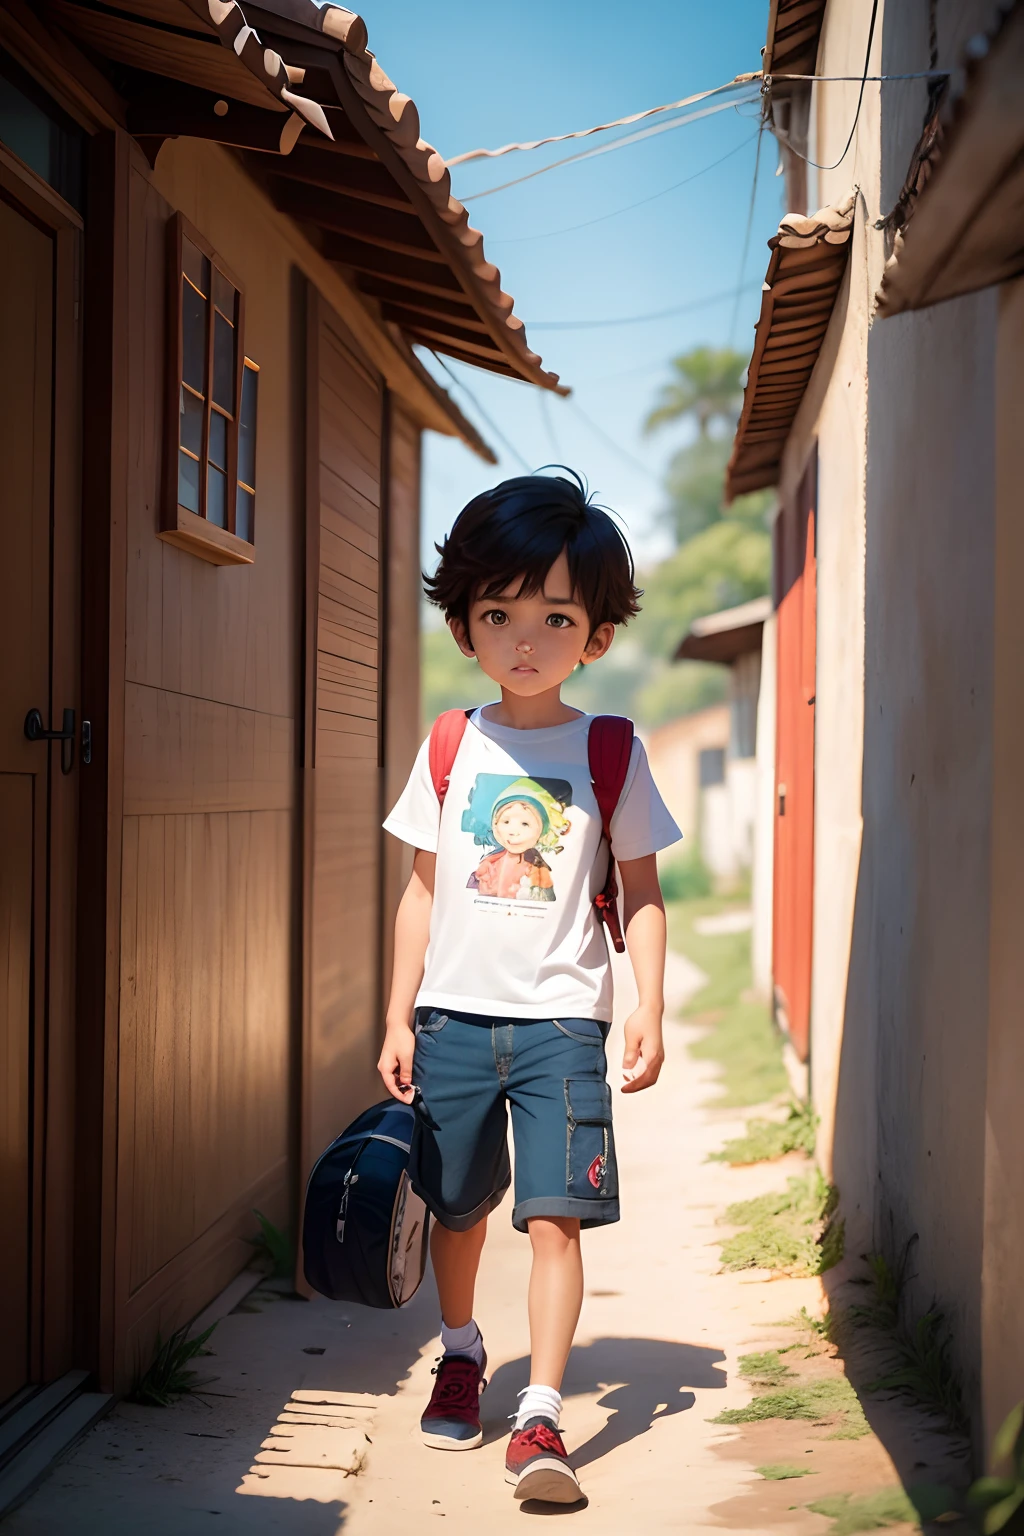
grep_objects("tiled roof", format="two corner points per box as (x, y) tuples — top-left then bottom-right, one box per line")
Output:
(726, 194), (856, 502)
(675, 596), (772, 664)
(763, 0), (828, 96)
(875, 1), (1024, 317)
(50, 0), (565, 393)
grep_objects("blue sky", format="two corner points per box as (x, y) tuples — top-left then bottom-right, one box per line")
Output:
(356, 1), (781, 570)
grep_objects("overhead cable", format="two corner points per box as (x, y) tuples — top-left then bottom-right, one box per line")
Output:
(429, 353), (533, 472)
(728, 123), (766, 346)
(489, 130), (759, 245)
(462, 96), (760, 202)
(446, 74), (761, 167)
(776, 0), (881, 171)
(527, 280), (763, 331)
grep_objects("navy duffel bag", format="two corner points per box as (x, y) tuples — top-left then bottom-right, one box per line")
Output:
(302, 1098), (430, 1309)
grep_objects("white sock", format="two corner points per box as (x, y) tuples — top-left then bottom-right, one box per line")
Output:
(514, 1384), (562, 1430)
(440, 1318), (484, 1368)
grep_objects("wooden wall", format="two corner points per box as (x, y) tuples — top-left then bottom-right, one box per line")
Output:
(301, 290), (386, 1188)
(115, 143), (299, 1380)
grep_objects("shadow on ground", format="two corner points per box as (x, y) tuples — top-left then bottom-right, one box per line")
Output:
(483, 1337), (727, 1468)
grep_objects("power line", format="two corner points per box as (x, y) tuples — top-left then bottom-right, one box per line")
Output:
(430, 353), (533, 473)
(780, 0), (881, 171)
(461, 95), (760, 202)
(564, 398), (661, 485)
(488, 130), (759, 246)
(447, 74), (761, 166)
(728, 121), (766, 347)
(526, 280), (763, 331)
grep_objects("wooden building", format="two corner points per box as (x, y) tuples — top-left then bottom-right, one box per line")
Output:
(0, 0), (562, 1460)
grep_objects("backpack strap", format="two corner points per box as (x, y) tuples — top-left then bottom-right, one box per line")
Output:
(428, 708), (473, 804)
(588, 715), (635, 954)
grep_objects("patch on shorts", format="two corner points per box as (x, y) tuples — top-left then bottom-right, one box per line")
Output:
(586, 1154), (606, 1190)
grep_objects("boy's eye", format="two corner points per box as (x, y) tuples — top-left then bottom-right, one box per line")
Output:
(482, 609), (509, 626)
(546, 613), (574, 629)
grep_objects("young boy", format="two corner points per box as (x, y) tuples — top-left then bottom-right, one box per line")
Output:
(379, 470), (680, 1504)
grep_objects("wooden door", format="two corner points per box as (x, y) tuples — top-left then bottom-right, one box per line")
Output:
(0, 185), (80, 1401)
(772, 454), (817, 1061)
(301, 287), (386, 1195)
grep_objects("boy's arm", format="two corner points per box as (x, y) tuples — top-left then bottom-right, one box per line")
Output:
(377, 848), (435, 1104)
(617, 853), (667, 1094)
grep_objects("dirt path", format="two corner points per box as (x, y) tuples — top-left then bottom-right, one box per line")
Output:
(7, 947), (942, 1534)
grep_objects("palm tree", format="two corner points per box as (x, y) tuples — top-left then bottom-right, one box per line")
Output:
(643, 346), (747, 438)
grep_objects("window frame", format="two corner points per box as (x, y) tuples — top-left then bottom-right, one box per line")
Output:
(160, 211), (253, 567)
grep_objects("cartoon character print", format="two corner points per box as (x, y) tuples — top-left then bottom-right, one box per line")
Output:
(462, 775), (573, 904)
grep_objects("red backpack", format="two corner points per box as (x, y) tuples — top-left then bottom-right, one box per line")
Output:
(427, 709), (634, 953)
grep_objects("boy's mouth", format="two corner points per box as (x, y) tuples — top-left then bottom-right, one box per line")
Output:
(511, 664), (538, 675)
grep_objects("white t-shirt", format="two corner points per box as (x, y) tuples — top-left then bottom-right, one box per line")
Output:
(383, 709), (681, 1022)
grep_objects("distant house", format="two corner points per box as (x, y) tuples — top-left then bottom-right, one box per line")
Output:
(673, 596), (775, 994)
(739, 0), (1024, 1448)
(0, 0), (562, 1465)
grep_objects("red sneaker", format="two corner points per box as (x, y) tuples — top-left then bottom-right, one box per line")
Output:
(505, 1416), (584, 1503)
(420, 1352), (487, 1450)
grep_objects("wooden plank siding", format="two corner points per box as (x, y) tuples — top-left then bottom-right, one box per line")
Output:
(113, 144), (299, 1385)
(300, 290), (389, 1194)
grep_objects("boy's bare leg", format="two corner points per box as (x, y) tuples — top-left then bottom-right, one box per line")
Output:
(431, 1216), (488, 1328)
(527, 1216), (583, 1388)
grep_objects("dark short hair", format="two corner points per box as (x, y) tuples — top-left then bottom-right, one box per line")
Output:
(424, 469), (642, 634)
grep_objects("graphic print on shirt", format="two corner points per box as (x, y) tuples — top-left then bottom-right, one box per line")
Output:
(461, 774), (573, 904)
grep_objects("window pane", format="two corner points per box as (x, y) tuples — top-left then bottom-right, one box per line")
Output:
(213, 311), (235, 412)
(178, 449), (199, 513)
(182, 279), (207, 394)
(235, 487), (254, 544)
(212, 268), (236, 320)
(182, 236), (209, 297)
(207, 464), (227, 528)
(179, 387), (203, 457)
(209, 408), (227, 471)
(237, 364), (258, 490)
(0, 49), (84, 211)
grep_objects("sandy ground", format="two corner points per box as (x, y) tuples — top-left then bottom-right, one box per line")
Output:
(7, 947), (957, 1534)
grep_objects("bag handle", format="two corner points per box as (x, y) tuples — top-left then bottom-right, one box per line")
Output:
(588, 716), (634, 954)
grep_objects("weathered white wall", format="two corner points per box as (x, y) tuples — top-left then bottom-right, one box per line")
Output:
(647, 706), (729, 845)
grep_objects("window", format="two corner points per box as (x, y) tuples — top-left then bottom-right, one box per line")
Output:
(0, 49), (84, 211)
(161, 213), (257, 566)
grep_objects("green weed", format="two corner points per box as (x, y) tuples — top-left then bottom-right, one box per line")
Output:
(851, 1250), (967, 1433)
(778, 1305), (844, 1345)
(659, 847), (713, 902)
(130, 1322), (217, 1407)
(247, 1209), (294, 1279)
(667, 897), (787, 1107)
(759, 1463), (818, 1480)
(966, 1401), (1024, 1534)
(710, 1099), (818, 1165)
(740, 1351), (796, 1388)
(719, 1170), (844, 1277)
(807, 1489), (919, 1533)
(713, 1376), (870, 1439)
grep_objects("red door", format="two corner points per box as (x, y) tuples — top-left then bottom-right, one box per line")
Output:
(772, 454), (817, 1061)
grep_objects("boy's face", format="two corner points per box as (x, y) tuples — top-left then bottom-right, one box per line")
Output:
(450, 550), (613, 698)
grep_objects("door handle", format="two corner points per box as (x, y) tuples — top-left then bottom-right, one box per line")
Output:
(778, 782), (787, 817)
(24, 707), (76, 775)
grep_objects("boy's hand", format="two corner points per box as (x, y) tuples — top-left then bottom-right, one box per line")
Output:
(378, 1021), (416, 1104)
(620, 1005), (664, 1093)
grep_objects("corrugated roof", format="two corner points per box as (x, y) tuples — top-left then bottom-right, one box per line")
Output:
(875, 1), (1024, 317)
(763, 0), (827, 96)
(49, 0), (566, 394)
(725, 193), (856, 502)
(674, 596), (772, 664)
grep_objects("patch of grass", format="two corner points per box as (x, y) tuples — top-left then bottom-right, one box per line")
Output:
(713, 1376), (870, 1439)
(710, 1099), (818, 1165)
(719, 1170), (844, 1277)
(758, 1464), (818, 1480)
(806, 1489), (920, 1534)
(659, 846), (713, 902)
(740, 1351), (796, 1388)
(247, 1209), (294, 1279)
(131, 1322), (217, 1407)
(667, 897), (787, 1107)
(851, 1250), (967, 1433)
(778, 1305), (844, 1345)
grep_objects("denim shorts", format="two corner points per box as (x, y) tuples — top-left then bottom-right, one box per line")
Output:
(409, 1007), (619, 1234)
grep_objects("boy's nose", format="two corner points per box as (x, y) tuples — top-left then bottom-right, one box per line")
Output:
(516, 638), (534, 654)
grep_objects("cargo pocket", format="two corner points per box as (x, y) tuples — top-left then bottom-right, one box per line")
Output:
(565, 1079), (617, 1200)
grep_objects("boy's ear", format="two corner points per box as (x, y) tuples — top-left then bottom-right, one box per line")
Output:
(449, 616), (475, 657)
(580, 621), (615, 666)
